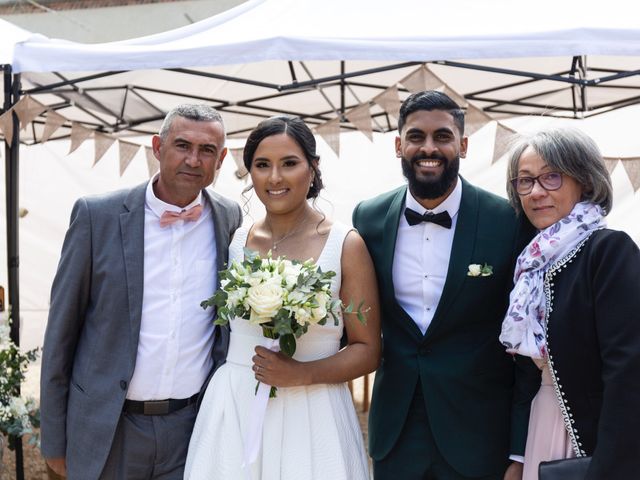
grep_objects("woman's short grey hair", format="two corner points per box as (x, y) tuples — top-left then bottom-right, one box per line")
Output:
(506, 128), (613, 216)
(159, 104), (225, 143)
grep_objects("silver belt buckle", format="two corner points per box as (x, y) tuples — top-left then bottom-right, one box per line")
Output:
(143, 400), (170, 415)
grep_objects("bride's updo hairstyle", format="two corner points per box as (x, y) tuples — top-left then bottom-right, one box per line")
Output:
(243, 115), (324, 200)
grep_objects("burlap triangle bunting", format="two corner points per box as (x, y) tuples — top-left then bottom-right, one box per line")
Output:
(229, 147), (248, 179)
(69, 122), (94, 154)
(118, 140), (140, 176)
(492, 123), (518, 164)
(344, 104), (373, 141)
(145, 146), (159, 178)
(315, 118), (341, 157)
(93, 132), (116, 166)
(373, 86), (401, 120)
(464, 104), (492, 136)
(41, 110), (67, 143)
(0, 110), (15, 147)
(621, 158), (640, 192)
(13, 96), (47, 130)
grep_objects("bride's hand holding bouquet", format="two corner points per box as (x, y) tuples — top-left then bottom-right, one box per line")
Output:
(201, 248), (365, 396)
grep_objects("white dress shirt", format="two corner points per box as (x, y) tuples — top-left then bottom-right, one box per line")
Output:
(126, 177), (217, 400)
(392, 179), (462, 335)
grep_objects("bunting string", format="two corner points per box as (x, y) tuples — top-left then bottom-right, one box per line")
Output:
(1, 67), (640, 191)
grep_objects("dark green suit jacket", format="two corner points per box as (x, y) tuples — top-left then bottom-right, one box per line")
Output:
(353, 179), (539, 478)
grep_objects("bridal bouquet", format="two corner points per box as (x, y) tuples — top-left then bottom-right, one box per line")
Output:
(201, 249), (363, 396)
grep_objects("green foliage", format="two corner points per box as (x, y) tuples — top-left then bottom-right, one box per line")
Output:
(279, 334), (296, 358)
(0, 312), (40, 449)
(200, 249), (370, 398)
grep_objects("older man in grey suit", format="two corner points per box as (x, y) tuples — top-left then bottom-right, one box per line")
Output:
(40, 104), (242, 479)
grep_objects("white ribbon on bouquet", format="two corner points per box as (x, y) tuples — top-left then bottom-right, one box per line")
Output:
(242, 337), (280, 473)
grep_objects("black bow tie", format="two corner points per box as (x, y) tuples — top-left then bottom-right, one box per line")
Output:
(404, 207), (452, 229)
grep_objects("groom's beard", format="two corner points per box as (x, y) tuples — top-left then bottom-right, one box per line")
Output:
(401, 152), (460, 200)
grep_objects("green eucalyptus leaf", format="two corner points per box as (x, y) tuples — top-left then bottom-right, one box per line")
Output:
(279, 334), (296, 357)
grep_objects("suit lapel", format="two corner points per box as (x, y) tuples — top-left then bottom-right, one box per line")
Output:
(382, 187), (424, 340)
(204, 189), (231, 281)
(426, 178), (479, 337)
(120, 183), (147, 357)
(203, 189), (233, 364)
(380, 187), (404, 290)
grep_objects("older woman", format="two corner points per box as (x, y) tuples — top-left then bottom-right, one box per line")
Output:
(499, 128), (640, 480)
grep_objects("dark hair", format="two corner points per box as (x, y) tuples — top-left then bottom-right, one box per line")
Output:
(397, 90), (465, 135)
(506, 128), (613, 215)
(243, 116), (323, 199)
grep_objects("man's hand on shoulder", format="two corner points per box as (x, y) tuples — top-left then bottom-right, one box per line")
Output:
(504, 460), (523, 480)
(46, 457), (66, 477)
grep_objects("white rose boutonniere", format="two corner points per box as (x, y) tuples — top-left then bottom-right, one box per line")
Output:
(467, 263), (493, 277)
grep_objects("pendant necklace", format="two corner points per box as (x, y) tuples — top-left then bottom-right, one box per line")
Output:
(268, 212), (310, 252)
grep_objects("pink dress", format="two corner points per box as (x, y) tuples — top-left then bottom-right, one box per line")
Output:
(522, 358), (575, 480)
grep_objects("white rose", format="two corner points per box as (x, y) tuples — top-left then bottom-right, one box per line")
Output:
(25, 397), (37, 411)
(247, 269), (272, 287)
(261, 258), (279, 271)
(9, 397), (28, 416)
(286, 290), (307, 306)
(247, 282), (284, 319)
(230, 262), (247, 280)
(294, 306), (313, 326)
(283, 263), (302, 288)
(467, 264), (481, 277)
(249, 308), (272, 325)
(265, 272), (284, 287)
(0, 324), (11, 350)
(226, 287), (247, 310)
(311, 291), (331, 323)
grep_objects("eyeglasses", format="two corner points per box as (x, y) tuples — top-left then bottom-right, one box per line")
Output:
(510, 172), (563, 195)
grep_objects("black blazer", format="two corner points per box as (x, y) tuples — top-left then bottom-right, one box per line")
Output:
(544, 229), (640, 480)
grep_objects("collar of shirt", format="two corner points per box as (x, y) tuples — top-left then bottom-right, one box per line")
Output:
(144, 173), (204, 220)
(403, 176), (463, 221)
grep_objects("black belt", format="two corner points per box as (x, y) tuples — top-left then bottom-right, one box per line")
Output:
(123, 393), (199, 415)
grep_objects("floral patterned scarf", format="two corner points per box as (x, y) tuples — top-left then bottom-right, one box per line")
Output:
(499, 202), (606, 359)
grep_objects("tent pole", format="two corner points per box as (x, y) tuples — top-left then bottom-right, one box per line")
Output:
(3, 64), (25, 480)
(340, 61), (345, 117)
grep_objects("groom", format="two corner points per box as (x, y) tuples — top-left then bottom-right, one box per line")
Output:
(353, 91), (539, 480)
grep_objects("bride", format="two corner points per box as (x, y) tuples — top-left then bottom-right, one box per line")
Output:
(184, 115), (381, 480)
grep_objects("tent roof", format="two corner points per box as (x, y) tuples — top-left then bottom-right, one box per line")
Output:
(0, 18), (33, 65)
(4, 0), (640, 73)
(2, 0), (640, 143)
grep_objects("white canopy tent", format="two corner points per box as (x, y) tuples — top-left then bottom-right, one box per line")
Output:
(1, 0), (640, 390)
(0, 0), (639, 140)
(5, 0), (640, 72)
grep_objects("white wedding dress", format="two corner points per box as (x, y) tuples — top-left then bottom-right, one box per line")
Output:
(184, 222), (370, 480)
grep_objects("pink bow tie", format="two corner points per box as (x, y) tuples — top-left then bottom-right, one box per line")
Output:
(159, 204), (203, 227)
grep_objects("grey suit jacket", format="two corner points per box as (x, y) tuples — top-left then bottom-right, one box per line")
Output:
(40, 182), (241, 480)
